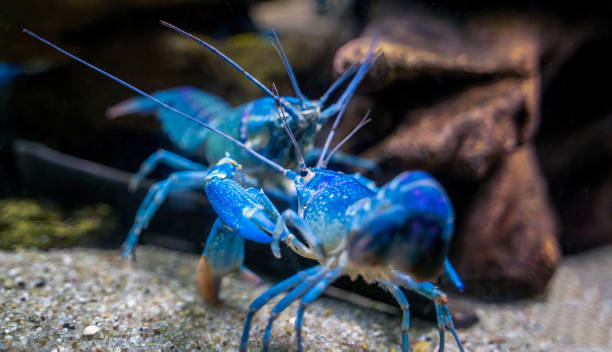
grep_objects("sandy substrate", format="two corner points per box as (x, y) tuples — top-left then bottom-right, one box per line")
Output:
(1, 245), (611, 351)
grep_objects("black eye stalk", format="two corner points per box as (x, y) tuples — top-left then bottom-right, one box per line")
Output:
(299, 168), (309, 177)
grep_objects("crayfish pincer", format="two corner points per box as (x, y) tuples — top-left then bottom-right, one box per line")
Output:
(24, 26), (466, 352)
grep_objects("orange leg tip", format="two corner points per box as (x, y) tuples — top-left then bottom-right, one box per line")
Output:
(196, 256), (221, 303)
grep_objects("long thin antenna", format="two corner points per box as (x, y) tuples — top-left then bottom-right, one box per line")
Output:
(268, 31), (306, 104)
(321, 110), (371, 168)
(158, 20), (301, 120)
(272, 83), (306, 169)
(318, 61), (358, 107)
(316, 96), (349, 168)
(23, 29), (296, 179)
(316, 38), (378, 168)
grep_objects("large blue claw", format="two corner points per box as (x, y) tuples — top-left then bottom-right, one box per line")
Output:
(204, 178), (276, 244)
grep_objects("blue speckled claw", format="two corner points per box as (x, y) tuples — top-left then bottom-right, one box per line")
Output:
(122, 156), (279, 259)
(204, 181), (276, 245)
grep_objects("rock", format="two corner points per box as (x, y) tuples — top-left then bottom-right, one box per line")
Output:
(454, 145), (561, 297)
(362, 78), (532, 180)
(2, 278), (14, 289)
(413, 341), (431, 352)
(328, 8), (597, 296)
(334, 11), (588, 179)
(334, 11), (586, 90)
(331, 8), (589, 178)
(82, 325), (100, 337)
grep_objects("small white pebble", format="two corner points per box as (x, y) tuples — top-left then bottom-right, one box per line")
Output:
(62, 255), (72, 265)
(83, 325), (100, 336)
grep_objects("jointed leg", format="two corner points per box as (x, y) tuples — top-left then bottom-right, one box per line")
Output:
(239, 265), (324, 352)
(444, 258), (465, 292)
(261, 267), (331, 352)
(434, 302), (445, 351)
(379, 281), (411, 352)
(128, 149), (206, 191)
(393, 271), (465, 352)
(122, 170), (209, 258)
(442, 304), (462, 350)
(295, 267), (343, 352)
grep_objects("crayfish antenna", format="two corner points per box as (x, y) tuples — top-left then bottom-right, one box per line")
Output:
(321, 109), (371, 168)
(316, 36), (379, 168)
(318, 61), (359, 107)
(22, 28), (299, 181)
(268, 31), (307, 104)
(272, 83), (307, 169)
(158, 20), (301, 120)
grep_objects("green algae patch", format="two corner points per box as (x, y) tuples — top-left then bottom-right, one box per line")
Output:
(0, 198), (116, 249)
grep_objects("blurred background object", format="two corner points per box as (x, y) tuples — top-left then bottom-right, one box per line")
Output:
(0, 198), (115, 249)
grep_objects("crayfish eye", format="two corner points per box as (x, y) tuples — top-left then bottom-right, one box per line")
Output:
(299, 168), (309, 177)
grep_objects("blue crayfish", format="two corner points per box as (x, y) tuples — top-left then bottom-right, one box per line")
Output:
(25, 26), (466, 352)
(103, 22), (379, 258)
